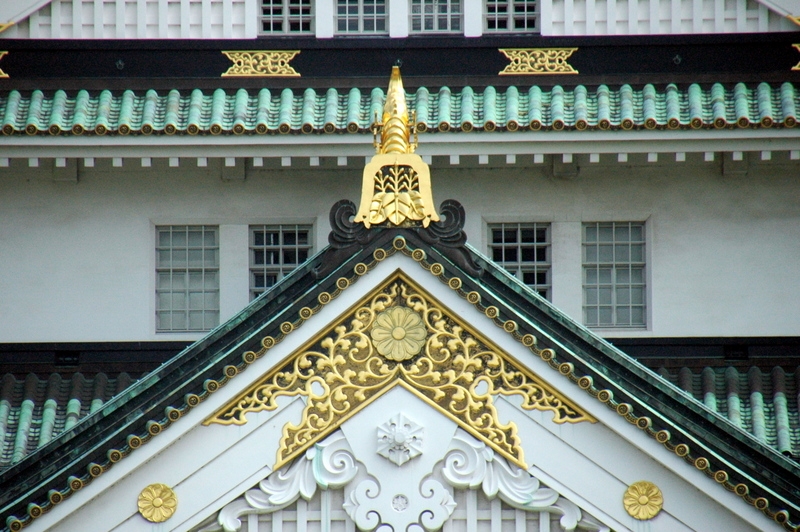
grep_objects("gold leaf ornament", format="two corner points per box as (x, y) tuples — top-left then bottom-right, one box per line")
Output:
(623, 481), (663, 520)
(371, 306), (427, 361)
(137, 483), (177, 523)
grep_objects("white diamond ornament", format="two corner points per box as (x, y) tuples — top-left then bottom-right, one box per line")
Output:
(377, 413), (424, 466)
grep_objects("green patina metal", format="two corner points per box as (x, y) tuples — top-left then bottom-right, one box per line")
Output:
(0, 82), (797, 136)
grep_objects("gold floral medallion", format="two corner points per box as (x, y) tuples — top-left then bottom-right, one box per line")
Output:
(137, 483), (177, 523)
(623, 481), (663, 520)
(371, 306), (427, 361)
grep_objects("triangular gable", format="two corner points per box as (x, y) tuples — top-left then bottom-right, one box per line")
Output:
(203, 266), (594, 470)
(4, 232), (796, 532)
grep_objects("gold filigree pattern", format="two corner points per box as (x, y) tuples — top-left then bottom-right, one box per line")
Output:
(623, 481), (663, 520)
(793, 44), (800, 71)
(221, 50), (300, 77)
(137, 483), (177, 523)
(0, 51), (8, 78)
(205, 273), (593, 469)
(498, 48), (579, 75)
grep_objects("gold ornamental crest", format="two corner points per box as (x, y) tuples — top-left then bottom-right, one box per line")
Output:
(206, 273), (593, 469)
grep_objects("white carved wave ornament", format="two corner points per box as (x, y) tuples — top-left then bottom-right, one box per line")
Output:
(200, 426), (609, 532)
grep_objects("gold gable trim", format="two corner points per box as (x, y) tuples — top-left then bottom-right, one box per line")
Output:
(0, 51), (9, 78)
(221, 50), (300, 77)
(498, 48), (579, 75)
(204, 271), (594, 470)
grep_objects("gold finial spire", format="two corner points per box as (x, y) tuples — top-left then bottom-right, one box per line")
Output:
(377, 66), (416, 154)
(355, 67), (438, 228)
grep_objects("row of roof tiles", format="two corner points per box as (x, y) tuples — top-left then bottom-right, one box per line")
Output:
(658, 366), (800, 458)
(1, 366), (797, 469)
(0, 373), (133, 468)
(0, 82), (797, 136)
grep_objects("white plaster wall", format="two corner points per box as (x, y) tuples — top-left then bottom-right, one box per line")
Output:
(539, 0), (797, 35)
(0, 155), (797, 342)
(1, 0), (255, 39)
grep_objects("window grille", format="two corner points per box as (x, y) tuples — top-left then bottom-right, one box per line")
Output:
(260, 0), (313, 34)
(583, 222), (646, 327)
(410, 0), (461, 32)
(250, 225), (313, 299)
(156, 226), (219, 332)
(489, 223), (551, 300)
(485, 0), (538, 32)
(337, 0), (388, 33)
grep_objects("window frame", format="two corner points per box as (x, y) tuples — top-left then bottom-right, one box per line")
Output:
(260, 0), (314, 35)
(410, 0), (462, 34)
(249, 224), (314, 300)
(484, 0), (539, 33)
(582, 221), (647, 329)
(155, 225), (220, 333)
(336, 0), (389, 34)
(488, 222), (551, 300)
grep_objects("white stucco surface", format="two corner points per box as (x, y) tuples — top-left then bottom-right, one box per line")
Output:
(0, 155), (797, 342)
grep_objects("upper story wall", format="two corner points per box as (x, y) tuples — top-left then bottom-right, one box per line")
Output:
(0, 0), (795, 39)
(0, 154), (798, 343)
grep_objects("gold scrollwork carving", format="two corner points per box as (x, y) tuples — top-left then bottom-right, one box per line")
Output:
(498, 48), (579, 75)
(205, 273), (593, 469)
(221, 50), (300, 77)
(793, 44), (800, 71)
(0, 51), (8, 78)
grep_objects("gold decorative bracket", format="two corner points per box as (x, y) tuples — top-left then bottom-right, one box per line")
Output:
(204, 272), (594, 470)
(0, 51), (9, 78)
(0, 22), (13, 36)
(221, 50), (300, 77)
(499, 48), (579, 75)
(788, 15), (800, 27)
(793, 44), (800, 71)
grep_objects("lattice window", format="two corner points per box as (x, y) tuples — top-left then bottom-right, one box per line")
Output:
(485, 0), (538, 32)
(410, 0), (462, 32)
(337, 0), (388, 33)
(489, 223), (551, 299)
(260, 0), (313, 34)
(156, 226), (220, 332)
(583, 222), (646, 327)
(250, 225), (313, 299)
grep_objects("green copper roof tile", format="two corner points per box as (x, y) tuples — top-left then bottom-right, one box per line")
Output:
(460, 86), (474, 131)
(48, 90), (67, 135)
(278, 87), (293, 134)
(665, 84), (681, 129)
(781, 82), (797, 125)
(1, 83), (799, 136)
(527, 86), (543, 128)
(711, 83), (727, 128)
(757, 82), (774, 126)
(346, 87), (362, 133)
(574, 85), (588, 129)
(323, 88), (338, 133)
(483, 86), (497, 131)
(301, 88), (317, 134)
(505, 86), (520, 131)
(687, 84), (704, 128)
(95, 90), (113, 135)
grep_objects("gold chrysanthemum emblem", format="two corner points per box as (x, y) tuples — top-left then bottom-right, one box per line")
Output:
(371, 306), (427, 361)
(138, 483), (177, 523)
(623, 481), (663, 520)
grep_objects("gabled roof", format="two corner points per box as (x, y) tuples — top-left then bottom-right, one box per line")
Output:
(1, 205), (799, 531)
(1, 82), (797, 137)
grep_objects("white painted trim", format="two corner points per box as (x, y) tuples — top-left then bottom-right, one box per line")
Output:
(2, 130), (798, 160)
